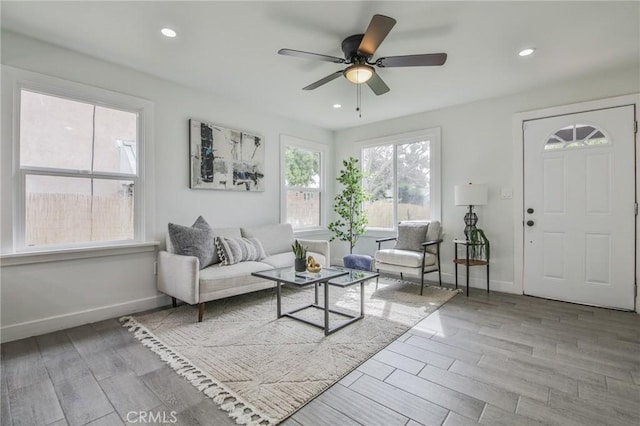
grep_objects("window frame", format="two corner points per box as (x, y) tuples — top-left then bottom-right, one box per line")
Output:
(359, 127), (441, 232)
(280, 135), (326, 231)
(5, 67), (154, 253)
(544, 122), (611, 151)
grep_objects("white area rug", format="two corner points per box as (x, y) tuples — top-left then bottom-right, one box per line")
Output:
(121, 278), (459, 425)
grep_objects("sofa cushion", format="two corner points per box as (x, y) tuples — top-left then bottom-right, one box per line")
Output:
(375, 249), (436, 268)
(394, 222), (429, 252)
(168, 218), (216, 269)
(199, 261), (273, 294)
(261, 252), (327, 269)
(241, 224), (294, 256)
(216, 236), (267, 265)
(260, 252), (292, 269)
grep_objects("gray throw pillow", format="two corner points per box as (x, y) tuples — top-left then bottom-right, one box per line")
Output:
(192, 215), (211, 231)
(215, 236), (267, 265)
(168, 216), (215, 269)
(394, 222), (429, 252)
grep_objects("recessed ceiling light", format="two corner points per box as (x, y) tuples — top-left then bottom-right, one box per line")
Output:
(333, 104), (342, 109)
(519, 48), (535, 57)
(161, 28), (177, 38)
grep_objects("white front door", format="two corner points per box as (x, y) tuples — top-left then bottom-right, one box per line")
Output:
(523, 105), (636, 310)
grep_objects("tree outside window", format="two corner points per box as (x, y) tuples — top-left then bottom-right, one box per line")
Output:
(283, 145), (322, 229)
(362, 139), (431, 229)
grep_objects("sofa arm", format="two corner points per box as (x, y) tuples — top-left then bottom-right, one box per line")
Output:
(157, 250), (200, 304)
(298, 239), (330, 267)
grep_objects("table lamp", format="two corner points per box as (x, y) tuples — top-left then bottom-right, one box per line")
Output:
(454, 183), (488, 238)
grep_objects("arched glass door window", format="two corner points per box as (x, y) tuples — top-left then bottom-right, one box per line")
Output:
(544, 124), (609, 151)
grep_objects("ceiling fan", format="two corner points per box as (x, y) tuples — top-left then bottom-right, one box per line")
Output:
(278, 14), (447, 96)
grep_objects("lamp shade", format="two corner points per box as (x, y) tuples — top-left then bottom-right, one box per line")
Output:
(454, 184), (488, 206)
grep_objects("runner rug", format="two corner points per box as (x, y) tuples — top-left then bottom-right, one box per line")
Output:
(121, 278), (459, 425)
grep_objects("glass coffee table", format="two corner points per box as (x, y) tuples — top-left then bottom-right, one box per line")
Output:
(252, 266), (379, 335)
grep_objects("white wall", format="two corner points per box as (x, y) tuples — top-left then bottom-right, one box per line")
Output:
(0, 31), (333, 342)
(332, 65), (640, 295)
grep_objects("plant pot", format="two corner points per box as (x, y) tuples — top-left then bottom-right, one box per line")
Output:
(294, 257), (306, 272)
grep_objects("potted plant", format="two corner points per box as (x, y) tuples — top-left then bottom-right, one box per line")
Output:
(291, 239), (307, 272)
(468, 228), (490, 261)
(328, 157), (370, 255)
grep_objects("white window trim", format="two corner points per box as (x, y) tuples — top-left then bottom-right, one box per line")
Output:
(1, 65), (155, 255)
(279, 134), (327, 231)
(543, 122), (612, 151)
(0, 242), (158, 266)
(356, 127), (441, 231)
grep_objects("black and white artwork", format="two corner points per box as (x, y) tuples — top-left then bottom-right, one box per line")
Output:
(189, 119), (265, 191)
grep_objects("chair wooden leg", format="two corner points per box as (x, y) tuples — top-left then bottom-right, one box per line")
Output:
(198, 302), (205, 322)
(400, 272), (404, 281)
(172, 297), (177, 308)
(420, 272), (425, 296)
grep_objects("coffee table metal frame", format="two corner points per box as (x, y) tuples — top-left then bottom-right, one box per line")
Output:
(251, 266), (378, 335)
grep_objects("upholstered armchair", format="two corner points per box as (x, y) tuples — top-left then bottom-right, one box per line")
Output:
(374, 220), (443, 295)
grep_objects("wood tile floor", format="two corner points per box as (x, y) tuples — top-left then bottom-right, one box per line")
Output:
(2, 284), (639, 426)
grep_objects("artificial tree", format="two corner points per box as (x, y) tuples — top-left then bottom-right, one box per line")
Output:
(328, 157), (370, 254)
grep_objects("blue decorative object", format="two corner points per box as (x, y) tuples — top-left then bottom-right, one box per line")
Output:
(343, 254), (374, 271)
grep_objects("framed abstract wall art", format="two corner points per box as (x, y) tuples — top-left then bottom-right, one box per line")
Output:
(189, 119), (265, 191)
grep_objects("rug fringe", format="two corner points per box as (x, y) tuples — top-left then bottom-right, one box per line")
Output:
(120, 316), (276, 426)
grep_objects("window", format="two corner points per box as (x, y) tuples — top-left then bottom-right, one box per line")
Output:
(361, 129), (441, 229)
(281, 136), (325, 230)
(17, 88), (142, 248)
(545, 124), (609, 151)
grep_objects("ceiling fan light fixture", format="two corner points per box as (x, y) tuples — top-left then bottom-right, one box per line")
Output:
(344, 64), (374, 84)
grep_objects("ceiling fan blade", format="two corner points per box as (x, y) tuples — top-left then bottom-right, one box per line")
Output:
(377, 53), (447, 67)
(366, 72), (390, 96)
(303, 71), (344, 90)
(278, 48), (345, 64)
(358, 14), (397, 57)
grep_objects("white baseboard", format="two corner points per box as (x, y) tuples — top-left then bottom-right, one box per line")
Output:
(438, 271), (519, 294)
(378, 270), (520, 295)
(1, 294), (171, 343)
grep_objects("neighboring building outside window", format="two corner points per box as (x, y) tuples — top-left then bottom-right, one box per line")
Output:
(361, 128), (441, 229)
(281, 135), (325, 230)
(17, 88), (143, 248)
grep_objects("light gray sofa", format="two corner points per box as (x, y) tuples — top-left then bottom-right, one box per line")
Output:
(157, 223), (330, 321)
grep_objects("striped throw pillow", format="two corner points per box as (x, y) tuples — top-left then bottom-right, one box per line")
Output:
(215, 236), (267, 265)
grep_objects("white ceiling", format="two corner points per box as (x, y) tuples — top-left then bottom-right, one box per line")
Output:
(2, 1), (638, 130)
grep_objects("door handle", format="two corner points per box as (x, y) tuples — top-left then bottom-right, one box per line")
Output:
(527, 208), (534, 214)
(526, 220), (534, 227)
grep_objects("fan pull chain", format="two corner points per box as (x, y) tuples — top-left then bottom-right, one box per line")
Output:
(356, 81), (362, 118)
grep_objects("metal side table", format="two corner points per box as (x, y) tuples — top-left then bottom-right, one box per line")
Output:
(453, 239), (490, 296)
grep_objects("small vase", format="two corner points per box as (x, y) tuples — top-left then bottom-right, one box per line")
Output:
(294, 257), (306, 272)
